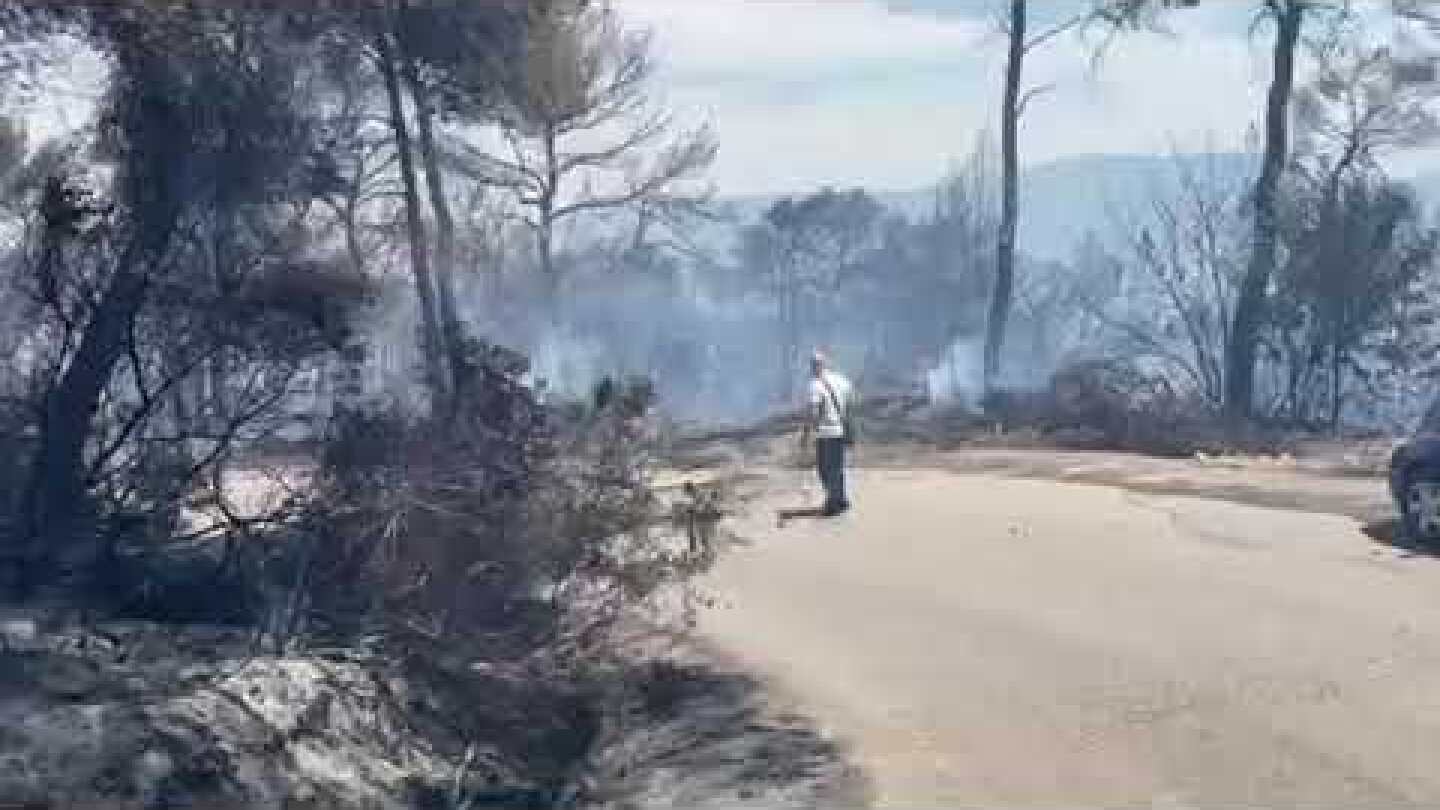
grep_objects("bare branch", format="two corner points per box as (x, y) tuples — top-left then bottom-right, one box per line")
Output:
(1016, 82), (1056, 117)
(550, 126), (715, 222)
(1024, 14), (1087, 53)
(556, 111), (668, 175)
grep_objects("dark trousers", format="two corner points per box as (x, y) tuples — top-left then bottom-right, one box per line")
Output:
(816, 437), (848, 508)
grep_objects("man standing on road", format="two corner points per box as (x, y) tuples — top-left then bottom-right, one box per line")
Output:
(802, 350), (854, 516)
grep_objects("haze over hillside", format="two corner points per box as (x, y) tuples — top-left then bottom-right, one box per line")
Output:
(715, 152), (1440, 262)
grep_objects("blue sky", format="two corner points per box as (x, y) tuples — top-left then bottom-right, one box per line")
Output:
(9, 2), (1432, 199)
(615, 0), (1436, 195)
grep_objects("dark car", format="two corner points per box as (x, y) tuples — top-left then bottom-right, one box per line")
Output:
(1390, 398), (1440, 541)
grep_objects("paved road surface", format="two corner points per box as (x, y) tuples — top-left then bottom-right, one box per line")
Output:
(699, 464), (1440, 807)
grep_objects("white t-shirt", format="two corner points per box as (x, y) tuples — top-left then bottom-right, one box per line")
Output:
(808, 370), (853, 439)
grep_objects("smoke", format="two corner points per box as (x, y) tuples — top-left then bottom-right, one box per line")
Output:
(348, 249), (1095, 424)
(921, 330), (1078, 410)
(347, 195), (1105, 425)
(436, 261), (793, 423)
(925, 338), (984, 407)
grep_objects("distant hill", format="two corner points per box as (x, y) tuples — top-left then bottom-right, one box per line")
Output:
(1399, 169), (1440, 213)
(710, 152), (1259, 262)
(1018, 152), (1256, 260)
(648, 152), (1440, 265)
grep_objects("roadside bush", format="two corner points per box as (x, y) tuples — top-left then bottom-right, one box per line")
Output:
(980, 358), (1225, 456)
(1049, 358), (1198, 452)
(281, 339), (710, 665)
(1042, 358), (1300, 456)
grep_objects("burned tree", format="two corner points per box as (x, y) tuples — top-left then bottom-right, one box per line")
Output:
(1278, 29), (1439, 428)
(454, 0), (715, 306)
(375, 24), (451, 404)
(3, 5), (366, 600)
(983, 0), (1197, 397)
(738, 189), (885, 400)
(288, 1), (529, 412)
(1223, 0), (1310, 422)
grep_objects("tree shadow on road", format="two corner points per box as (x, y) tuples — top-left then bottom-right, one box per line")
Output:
(582, 660), (870, 809)
(775, 506), (829, 527)
(1361, 517), (1440, 560)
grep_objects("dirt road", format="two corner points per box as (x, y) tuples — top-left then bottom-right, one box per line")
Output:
(698, 459), (1440, 807)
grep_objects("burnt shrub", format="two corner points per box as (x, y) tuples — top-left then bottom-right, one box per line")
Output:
(290, 337), (706, 663)
(981, 358), (1225, 457)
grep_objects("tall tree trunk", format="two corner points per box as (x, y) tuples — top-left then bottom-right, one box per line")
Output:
(1224, 0), (1303, 424)
(1330, 342), (1343, 435)
(538, 210), (556, 291)
(377, 31), (449, 407)
(781, 250), (800, 401)
(1318, 135), (1360, 435)
(18, 250), (151, 597)
(17, 31), (182, 597)
(539, 121), (561, 310)
(535, 120), (569, 386)
(985, 0), (1024, 398)
(399, 31), (466, 397)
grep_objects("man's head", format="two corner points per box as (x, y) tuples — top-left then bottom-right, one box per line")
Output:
(810, 350), (828, 378)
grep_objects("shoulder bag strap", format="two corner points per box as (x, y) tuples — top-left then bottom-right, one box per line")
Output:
(819, 375), (844, 421)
